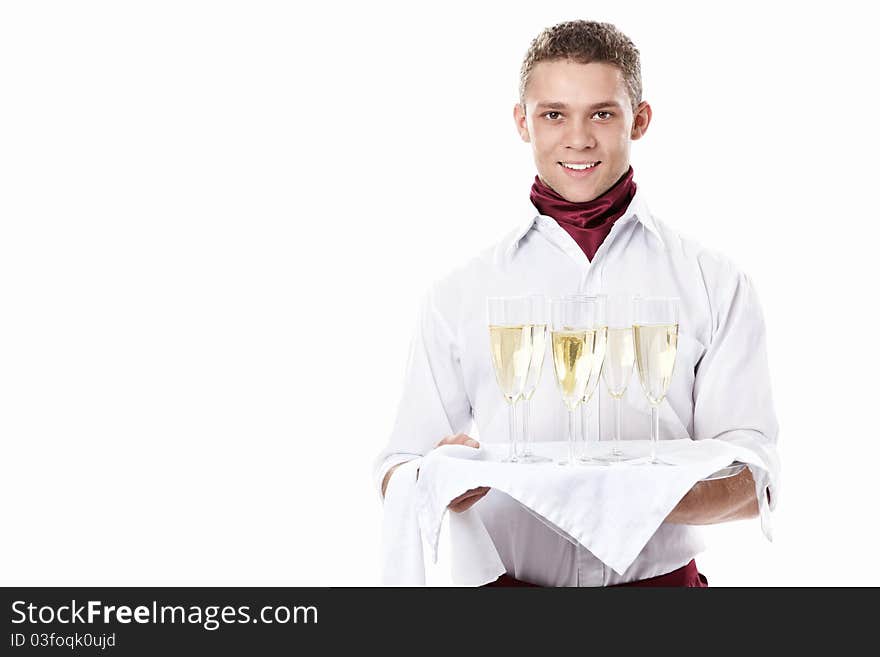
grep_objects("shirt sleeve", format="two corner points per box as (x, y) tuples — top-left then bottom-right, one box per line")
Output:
(372, 283), (474, 500)
(692, 264), (781, 535)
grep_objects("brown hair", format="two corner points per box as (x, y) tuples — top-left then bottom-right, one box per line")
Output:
(519, 20), (642, 111)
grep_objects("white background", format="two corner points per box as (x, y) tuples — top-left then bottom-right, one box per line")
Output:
(1, 0), (877, 586)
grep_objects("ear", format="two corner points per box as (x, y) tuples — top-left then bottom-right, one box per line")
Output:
(513, 103), (531, 143)
(630, 101), (652, 140)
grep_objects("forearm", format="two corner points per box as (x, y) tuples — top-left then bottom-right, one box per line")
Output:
(381, 462), (407, 499)
(665, 468), (759, 525)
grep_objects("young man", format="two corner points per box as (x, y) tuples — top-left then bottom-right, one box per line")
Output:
(374, 20), (779, 586)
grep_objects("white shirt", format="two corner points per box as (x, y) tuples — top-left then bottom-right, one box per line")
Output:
(374, 188), (780, 586)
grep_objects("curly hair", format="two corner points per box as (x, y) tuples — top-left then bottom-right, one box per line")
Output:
(519, 20), (642, 111)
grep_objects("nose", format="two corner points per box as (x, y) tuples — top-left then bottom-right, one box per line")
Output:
(563, 115), (597, 150)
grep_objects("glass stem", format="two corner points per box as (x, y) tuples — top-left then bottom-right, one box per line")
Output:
(614, 396), (622, 454)
(583, 404), (590, 460)
(650, 405), (659, 463)
(568, 408), (575, 465)
(508, 401), (518, 462)
(522, 398), (531, 456)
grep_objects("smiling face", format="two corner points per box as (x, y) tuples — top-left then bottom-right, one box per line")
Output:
(514, 59), (652, 203)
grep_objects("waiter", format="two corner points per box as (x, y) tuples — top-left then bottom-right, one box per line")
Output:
(374, 19), (779, 587)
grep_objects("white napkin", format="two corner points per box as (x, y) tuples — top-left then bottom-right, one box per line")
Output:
(415, 439), (774, 577)
(381, 455), (506, 586)
(381, 459), (425, 585)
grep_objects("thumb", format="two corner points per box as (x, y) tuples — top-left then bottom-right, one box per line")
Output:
(465, 438), (480, 448)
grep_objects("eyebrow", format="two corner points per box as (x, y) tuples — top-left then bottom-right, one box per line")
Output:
(535, 101), (623, 111)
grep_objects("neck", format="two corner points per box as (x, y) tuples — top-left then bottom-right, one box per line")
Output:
(529, 166), (637, 260)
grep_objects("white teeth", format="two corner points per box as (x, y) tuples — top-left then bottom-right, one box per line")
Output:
(560, 162), (599, 170)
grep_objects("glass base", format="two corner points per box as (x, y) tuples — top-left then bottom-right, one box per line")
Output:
(588, 454), (628, 464)
(518, 453), (552, 464)
(630, 456), (675, 466)
(577, 456), (609, 466)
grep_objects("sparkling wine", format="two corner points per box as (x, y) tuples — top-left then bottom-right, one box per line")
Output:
(603, 327), (635, 399)
(633, 324), (678, 406)
(489, 324), (533, 403)
(551, 329), (591, 410)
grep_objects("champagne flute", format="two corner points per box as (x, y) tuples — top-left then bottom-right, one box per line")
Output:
(602, 296), (635, 461)
(565, 295), (606, 464)
(518, 295), (551, 463)
(550, 296), (597, 466)
(488, 297), (534, 463)
(633, 296), (679, 465)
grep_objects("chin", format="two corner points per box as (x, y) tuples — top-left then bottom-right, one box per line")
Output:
(556, 182), (600, 203)
(566, 190), (599, 203)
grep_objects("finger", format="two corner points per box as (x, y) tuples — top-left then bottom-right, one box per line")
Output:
(450, 492), (475, 506)
(449, 487), (490, 506)
(454, 486), (489, 500)
(450, 500), (474, 513)
(436, 434), (480, 448)
(450, 492), (477, 506)
(450, 490), (489, 513)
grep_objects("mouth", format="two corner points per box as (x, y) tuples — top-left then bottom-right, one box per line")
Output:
(558, 160), (601, 178)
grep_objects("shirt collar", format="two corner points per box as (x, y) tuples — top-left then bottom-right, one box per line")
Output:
(505, 186), (665, 258)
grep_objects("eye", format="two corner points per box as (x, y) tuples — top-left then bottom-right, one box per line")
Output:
(543, 111), (562, 121)
(593, 111), (614, 120)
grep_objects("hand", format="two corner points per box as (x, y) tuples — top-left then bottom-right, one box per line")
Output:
(381, 433), (491, 511)
(435, 433), (490, 513)
(664, 468), (759, 525)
